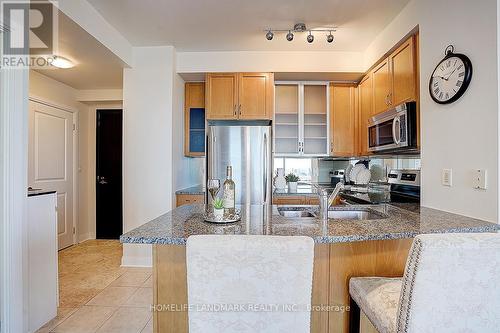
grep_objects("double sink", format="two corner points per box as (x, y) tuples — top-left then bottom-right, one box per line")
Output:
(277, 206), (387, 221)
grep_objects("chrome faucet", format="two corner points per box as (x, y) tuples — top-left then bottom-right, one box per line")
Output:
(316, 182), (344, 221)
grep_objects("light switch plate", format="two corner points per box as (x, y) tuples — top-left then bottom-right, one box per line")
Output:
(442, 169), (452, 187)
(473, 169), (487, 190)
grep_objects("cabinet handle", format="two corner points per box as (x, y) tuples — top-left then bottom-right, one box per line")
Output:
(233, 104), (237, 117)
(238, 104), (242, 116)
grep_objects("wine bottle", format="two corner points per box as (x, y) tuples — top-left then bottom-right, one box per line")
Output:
(223, 166), (235, 215)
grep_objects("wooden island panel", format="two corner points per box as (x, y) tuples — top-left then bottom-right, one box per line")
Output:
(328, 239), (413, 333)
(153, 239), (412, 333)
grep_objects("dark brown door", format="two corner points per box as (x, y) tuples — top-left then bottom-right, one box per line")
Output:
(96, 109), (123, 239)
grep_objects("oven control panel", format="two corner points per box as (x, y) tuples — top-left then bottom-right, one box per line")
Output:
(388, 169), (420, 186)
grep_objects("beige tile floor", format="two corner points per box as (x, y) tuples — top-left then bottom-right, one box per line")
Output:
(37, 240), (153, 333)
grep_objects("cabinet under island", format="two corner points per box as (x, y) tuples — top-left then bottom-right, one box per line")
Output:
(121, 204), (499, 333)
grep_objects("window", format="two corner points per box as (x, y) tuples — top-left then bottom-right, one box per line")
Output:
(274, 158), (313, 182)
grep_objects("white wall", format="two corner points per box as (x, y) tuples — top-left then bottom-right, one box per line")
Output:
(1, 65), (29, 333)
(365, 0), (498, 222)
(171, 72), (205, 200)
(122, 46), (175, 266)
(177, 50), (364, 73)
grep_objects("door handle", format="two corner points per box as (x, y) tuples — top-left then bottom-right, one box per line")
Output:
(392, 117), (401, 145)
(98, 176), (108, 185)
(263, 133), (268, 204)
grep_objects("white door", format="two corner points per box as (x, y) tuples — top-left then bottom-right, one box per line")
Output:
(28, 100), (74, 250)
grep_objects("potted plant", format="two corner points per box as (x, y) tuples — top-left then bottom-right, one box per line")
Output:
(213, 198), (224, 220)
(285, 173), (300, 193)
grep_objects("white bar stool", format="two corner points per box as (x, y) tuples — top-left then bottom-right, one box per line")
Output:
(349, 233), (500, 333)
(186, 235), (315, 333)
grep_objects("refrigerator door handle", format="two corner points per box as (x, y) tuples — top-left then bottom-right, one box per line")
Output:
(263, 132), (268, 204)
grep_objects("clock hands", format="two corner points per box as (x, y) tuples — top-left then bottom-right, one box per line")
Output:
(432, 74), (447, 80)
(445, 67), (458, 80)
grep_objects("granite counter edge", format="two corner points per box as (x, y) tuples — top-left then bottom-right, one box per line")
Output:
(120, 224), (500, 245)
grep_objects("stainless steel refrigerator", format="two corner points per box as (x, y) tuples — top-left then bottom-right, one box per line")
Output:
(206, 122), (272, 206)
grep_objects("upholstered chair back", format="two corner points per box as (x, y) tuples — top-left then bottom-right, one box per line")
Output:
(186, 235), (315, 333)
(397, 233), (500, 332)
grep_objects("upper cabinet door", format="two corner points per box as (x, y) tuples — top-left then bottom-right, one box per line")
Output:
(238, 73), (273, 120)
(389, 36), (416, 106)
(372, 58), (391, 115)
(358, 75), (373, 156)
(206, 73), (238, 120)
(330, 84), (356, 157)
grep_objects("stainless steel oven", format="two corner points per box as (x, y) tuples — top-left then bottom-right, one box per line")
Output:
(368, 102), (418, 153)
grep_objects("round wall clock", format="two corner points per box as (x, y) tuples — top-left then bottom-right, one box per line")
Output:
(429, 45), (473, 104)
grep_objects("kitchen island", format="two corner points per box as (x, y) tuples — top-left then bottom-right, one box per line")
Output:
(121, 204), (499, 333)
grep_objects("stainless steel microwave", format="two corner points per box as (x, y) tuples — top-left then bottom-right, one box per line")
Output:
(368, 102), (418, 153)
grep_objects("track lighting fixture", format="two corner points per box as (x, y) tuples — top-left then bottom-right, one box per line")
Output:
(327, 32), (334, 43)
(264, 23), (336, 44)
(265, 30), (274, 41)
(307, 31), (314, 43)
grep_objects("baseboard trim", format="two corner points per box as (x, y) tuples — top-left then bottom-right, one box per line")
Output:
(121, 255), (152, 268)
(78, 233), (93, 243)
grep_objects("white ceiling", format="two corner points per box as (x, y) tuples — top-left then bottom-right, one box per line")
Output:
(87, 0), (410, 52)
(34, 12), (126, 89)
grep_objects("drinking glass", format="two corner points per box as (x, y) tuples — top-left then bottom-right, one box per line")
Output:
(207, 179), (220, 201)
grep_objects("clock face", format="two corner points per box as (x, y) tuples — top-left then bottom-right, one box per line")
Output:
(429, 54), (472, 104)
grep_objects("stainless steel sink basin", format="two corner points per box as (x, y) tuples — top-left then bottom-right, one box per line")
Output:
(328, 209), (387, 220)
(279, 210), (316, 218)
(277, 207), (316, 218)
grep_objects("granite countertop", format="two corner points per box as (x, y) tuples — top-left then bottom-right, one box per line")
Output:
(175, 184), (205, 195)
(120, 204), (499, 245)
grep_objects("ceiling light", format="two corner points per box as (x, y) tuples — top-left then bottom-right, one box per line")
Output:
(307, 31), (314, 43)
(51, 55), (75, 69)
(264, 23), (336, 44)
(327, 32), (334, 43)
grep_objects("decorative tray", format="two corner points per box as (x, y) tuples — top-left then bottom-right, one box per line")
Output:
(204, 209), (241, 224)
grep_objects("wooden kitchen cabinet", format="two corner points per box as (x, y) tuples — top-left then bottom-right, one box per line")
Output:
(371, 36), (417, 116)
(176, 194), (204, 207)
(206, 73), (238, 120)
(206, 72), (273, 120)
(184, 82), (205, 157)
(330, 83), (357, 157)
(272, 196), (307, 205)
(272, 196), (319, 205)
(389, 36), (416, 106)
(238, 73), (274, 120)
(372, 58), (391, 115)
(358, 74), (373, 156)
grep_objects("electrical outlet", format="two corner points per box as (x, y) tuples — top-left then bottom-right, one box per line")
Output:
(473, 169), (487, 190)
(442, 169), (452, 187)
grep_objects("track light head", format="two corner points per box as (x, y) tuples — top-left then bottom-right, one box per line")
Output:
(266, 30), (274, 41)
(327, 33), (334, 43)
(307, 32), (314, 43)
(286, 31), (294, 41)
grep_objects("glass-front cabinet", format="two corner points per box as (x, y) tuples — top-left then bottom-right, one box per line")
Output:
(274, 82), (329, 156)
